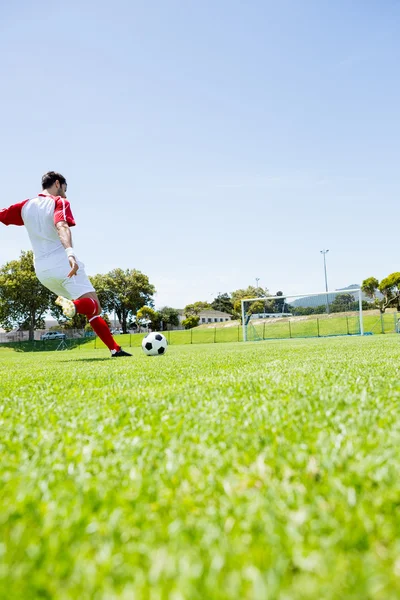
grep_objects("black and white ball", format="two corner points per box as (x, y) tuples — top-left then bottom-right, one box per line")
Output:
(141, 332), (168, 356)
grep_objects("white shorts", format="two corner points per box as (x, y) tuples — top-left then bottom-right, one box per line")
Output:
(35, 253), (95, 300)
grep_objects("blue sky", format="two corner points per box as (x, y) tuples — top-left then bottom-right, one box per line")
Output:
(1, 0), (399, 308)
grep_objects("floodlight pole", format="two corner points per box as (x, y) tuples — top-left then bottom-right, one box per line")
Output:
(255, 278), (260, 289)
(320, 249), (330, 314)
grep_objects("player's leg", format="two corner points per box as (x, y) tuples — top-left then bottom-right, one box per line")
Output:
(56, 291), (99, 318)
(53, 262), (132, 358)
(78, 293), (132, 357)
(56, 291), (132, 357)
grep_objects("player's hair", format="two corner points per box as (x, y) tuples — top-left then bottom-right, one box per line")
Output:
(41, 171), (67, 190)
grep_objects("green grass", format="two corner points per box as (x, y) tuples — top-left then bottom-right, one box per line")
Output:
(1, 336), (400, 599)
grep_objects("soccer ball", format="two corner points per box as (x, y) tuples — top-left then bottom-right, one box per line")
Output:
(141, 332), (168, 356)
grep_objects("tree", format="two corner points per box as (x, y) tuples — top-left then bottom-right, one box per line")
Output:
(330, 293), (356, 313)
(137, 306), (160, 330)
(90, 269), (155, 333)
(231, 286), (270, 320)
(211, 293), (234, 314)
(362, 277), (380, 299)
(362, 274), (400, 313)
(157, 306), (180, 330)
(58, 313), (87, 330)
(379, 272), (400, 311)
(182, 315), (200, 329)
(274, 291), (285, 313)
(0, 251), (54, 341)
(231, 285), (269, 304)
(291, 306), (316, 316)
(183, 301), (212, 317)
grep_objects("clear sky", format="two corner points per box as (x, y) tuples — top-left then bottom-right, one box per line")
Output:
(1, 0), (399, 308)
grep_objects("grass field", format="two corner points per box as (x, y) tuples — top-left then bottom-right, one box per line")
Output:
(1, 335), (400, 599)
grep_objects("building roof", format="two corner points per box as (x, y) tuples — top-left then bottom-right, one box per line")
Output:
(199, 309), (231, 317)
(177, 308), (232, 319)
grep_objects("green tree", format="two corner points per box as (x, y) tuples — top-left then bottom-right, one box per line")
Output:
(90, 269), (155, 333)
(59, 313), (87, 330)
(362, 274), (400, 313)
(273, 291), (286, 313)
(183, 301), (212, 317)
(211, 293), (234, 314)
(361, 277), (382, 311)
(379, 272), (400, 311)
(231, 285), (269, 304)
(157, 306), (180, 330)
(330, 293), (356, 313)
(182, 315), (200, 329)
(362, 277), (380, 300)
(291, 306), (316, 316)
(137, 306), (160, 330)
(0, 251), (54, 341)
(231, 286), (270, 320)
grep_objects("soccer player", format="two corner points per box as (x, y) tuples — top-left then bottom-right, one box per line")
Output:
(0, 171), (131, 357)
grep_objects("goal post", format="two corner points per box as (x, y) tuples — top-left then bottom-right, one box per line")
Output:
(241, 288), (364, 342)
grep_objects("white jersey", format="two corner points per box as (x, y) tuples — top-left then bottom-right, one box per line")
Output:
(0, 192), (94, 300)
(21, 193), (76, 262)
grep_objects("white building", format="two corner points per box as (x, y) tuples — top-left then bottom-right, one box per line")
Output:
(178, 309), (232, 326)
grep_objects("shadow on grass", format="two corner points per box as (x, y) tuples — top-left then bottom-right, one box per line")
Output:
(56, 357), (112, 363)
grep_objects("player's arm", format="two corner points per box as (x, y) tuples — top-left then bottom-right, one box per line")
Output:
(55, 220), (74, 248)
(56, 221), (79, 278)
(54, 198), (79, 278)
(0, 200), (29, 226)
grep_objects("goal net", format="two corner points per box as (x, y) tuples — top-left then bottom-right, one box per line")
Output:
(241, 289), (364, 342)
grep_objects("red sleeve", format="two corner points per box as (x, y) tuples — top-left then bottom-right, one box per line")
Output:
(0, 199), (29, 226)
(54, 197), (76, 227)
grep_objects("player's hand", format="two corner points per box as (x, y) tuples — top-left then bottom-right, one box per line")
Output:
(67, 256), (79, 278)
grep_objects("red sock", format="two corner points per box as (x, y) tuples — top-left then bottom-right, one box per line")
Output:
(74, 297), (99, 318)
(89, 315), (120, 352)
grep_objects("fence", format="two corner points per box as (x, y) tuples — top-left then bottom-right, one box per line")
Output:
(364, 311), (399, 335)
(0, 328), (86, 344)
(0, 326), (243, 352)
(0, 311), (398, 353)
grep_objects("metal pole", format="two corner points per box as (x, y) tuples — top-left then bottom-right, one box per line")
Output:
(358, 289), (364, 336)
(255, 278), (260, 289)
(320, 249), (330, 313)
(241, 300), (247, 342)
